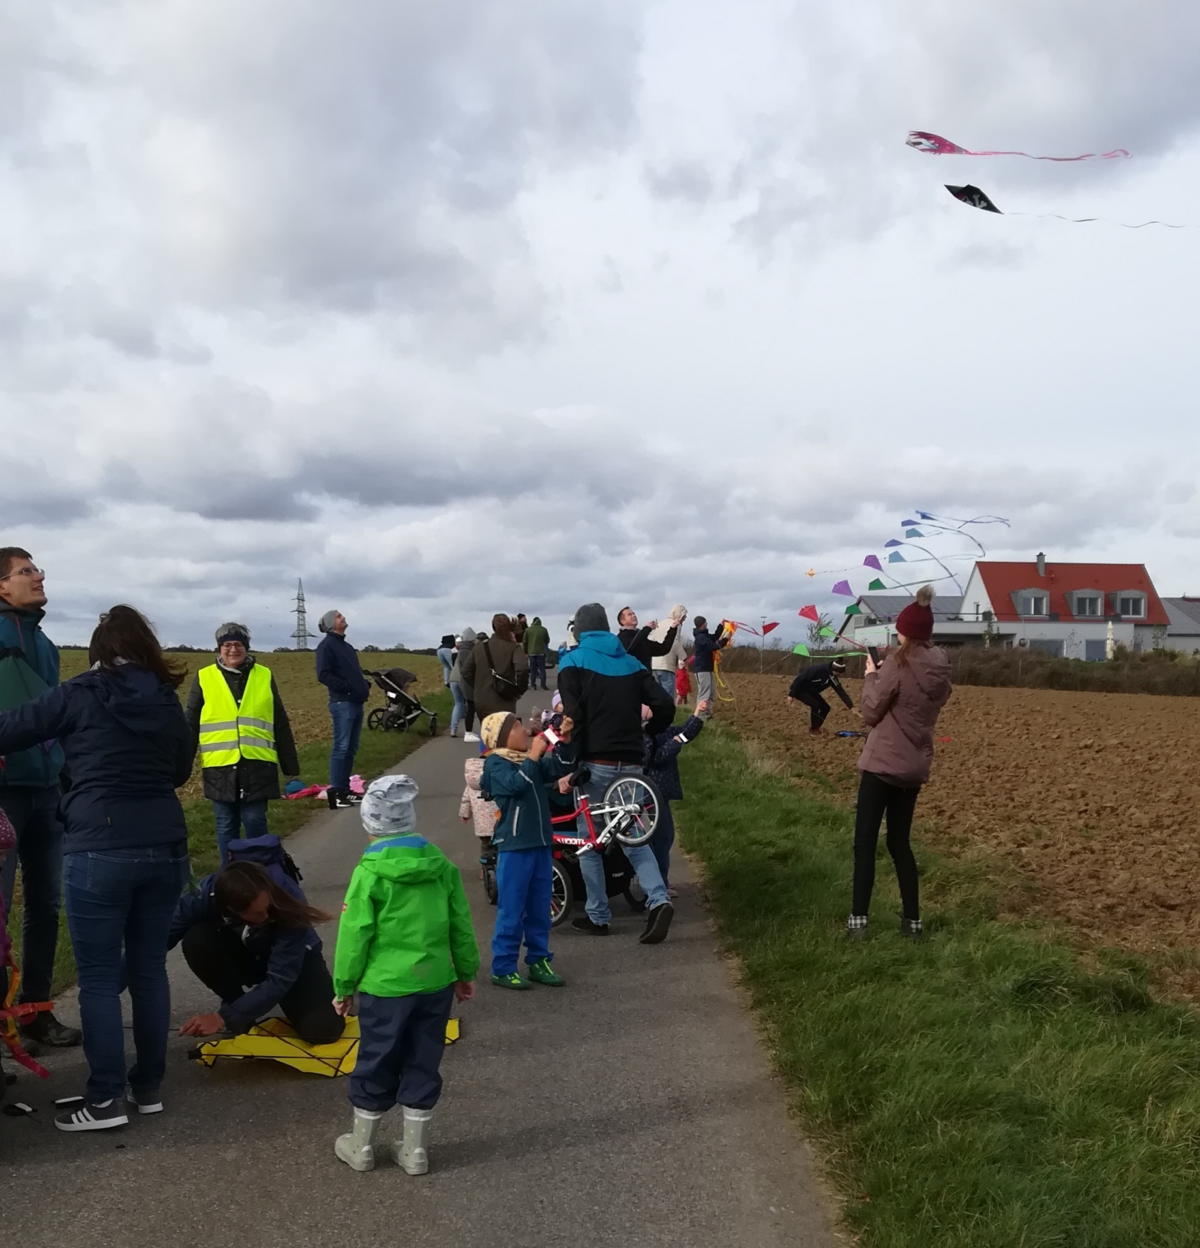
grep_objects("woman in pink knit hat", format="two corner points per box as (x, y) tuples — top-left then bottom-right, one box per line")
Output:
(847, 586), (952, 941)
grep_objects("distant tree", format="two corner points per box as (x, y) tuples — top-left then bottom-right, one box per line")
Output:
(807, 612), (833, 650)
(362, 644), (380, 652)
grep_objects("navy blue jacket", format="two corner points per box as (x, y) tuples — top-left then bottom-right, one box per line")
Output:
(789, 663), (853, 708)
(0, 665), (191, 853)
(169, 876), (324, 1032)
(691, 627), (729, 673)
(0, 605), (65, 788)
(482, 750), (573, 852)
(643, 715), (704, 803)
(315, 633), (370, 704)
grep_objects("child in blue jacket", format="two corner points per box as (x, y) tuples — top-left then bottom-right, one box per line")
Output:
(480, 711), (574, 990)
(642, 708), (705, 892)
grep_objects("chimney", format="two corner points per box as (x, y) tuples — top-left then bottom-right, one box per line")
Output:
(1036, 551), (1046, 577)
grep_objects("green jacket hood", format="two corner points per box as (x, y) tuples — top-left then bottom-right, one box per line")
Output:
(359, 836), (451, 883)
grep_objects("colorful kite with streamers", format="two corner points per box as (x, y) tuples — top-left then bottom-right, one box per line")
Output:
(946, 184), (1193, 230)
(908, 131), (1130, 162)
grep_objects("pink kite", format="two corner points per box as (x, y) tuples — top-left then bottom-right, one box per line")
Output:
(798, 605), (820, 623)
(907, 131), (1129, 162)
(831, 580), (854, 597)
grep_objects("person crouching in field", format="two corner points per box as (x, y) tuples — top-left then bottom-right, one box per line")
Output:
(481, 711), (574, 990)
(788, 658), (853, 733)
(333, 775), (480, 1174)
(847, 586), (952, 942)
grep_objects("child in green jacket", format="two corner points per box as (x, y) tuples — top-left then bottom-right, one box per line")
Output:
(332, 774), (480, 1175)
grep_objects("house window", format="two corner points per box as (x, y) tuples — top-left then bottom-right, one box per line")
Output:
(1074, 595), (1102, 617)
(1119, 596), (1145, 618)
(1021, 594), (1048, 616)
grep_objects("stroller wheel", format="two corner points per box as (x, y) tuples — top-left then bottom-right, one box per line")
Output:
(623, 878), (648, 913)
(483, 864), (498, 905)
(396, 716), (409, 733)
(367, 707), (385, 732)
(550, 859), (573, 927)
(428, 714), (438, 738)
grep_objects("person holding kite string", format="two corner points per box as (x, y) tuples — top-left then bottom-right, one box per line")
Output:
(847, 586), (952, 942)
(171, 861), (344, 1047)
(788, 659), (853, 733)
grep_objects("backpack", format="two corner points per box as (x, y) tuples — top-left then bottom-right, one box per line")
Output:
(227, 834), (305, 901)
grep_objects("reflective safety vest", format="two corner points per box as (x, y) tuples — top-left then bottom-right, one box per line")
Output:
(197, 663), (279, 769)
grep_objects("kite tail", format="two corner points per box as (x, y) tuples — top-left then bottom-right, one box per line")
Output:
(1, 957), (52, 1079)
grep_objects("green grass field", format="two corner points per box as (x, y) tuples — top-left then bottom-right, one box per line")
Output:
(7, 651), (452, 992)
(677, 721), (1200, 1248)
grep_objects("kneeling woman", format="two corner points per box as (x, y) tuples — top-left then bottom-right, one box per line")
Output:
(172, 861), (344, 1045)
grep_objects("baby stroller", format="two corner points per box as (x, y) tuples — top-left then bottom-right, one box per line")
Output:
(363, 667), (438, 737)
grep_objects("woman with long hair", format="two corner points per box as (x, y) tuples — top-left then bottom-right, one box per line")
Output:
(458, 613), (529, 723)
(0, 605), (193, 1131)
(171, 859), (344, 1047)
(847, 586), (952, 941)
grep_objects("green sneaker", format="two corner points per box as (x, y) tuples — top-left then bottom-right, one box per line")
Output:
(490, 972), (532, 991)
(527, 958), (565, 987)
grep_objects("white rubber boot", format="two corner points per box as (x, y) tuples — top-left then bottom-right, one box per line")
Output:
(391, 1107), (433, 1175)
(335, 1108), (382, 1172)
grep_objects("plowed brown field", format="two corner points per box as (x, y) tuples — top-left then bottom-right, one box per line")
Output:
(715, 672), (1200, 985)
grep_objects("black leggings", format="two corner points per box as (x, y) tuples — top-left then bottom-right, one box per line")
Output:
(464, 698), (476, 734)
(851, 771), (921, 921)
(180, 921), (343, 1045)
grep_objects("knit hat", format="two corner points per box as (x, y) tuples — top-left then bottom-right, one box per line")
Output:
(895, 585), (935, 641)
(317, 609), (339, 634)
(574, 603), (609, 635)
(481, 712), (518, 752)
(215, 622), (250, 649)
(461, 627), (477, 641)
(832, 659), (847, 673)
(360, 774), (420, 838)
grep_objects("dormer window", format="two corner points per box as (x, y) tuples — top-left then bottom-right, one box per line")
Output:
(1074, 595), (1101, 617)
(1119, 595), (1145, 618)
(1020, 593), (1048, 617)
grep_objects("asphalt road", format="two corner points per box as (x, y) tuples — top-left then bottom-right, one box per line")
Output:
(3, 703), (837, 1248)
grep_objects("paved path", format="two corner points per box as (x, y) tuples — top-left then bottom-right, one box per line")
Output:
(4, 709), (837, 1248)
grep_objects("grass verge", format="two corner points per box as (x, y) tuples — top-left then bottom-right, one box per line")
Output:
(12, 687), (452, 994)
(677, 720), (1200, 1248)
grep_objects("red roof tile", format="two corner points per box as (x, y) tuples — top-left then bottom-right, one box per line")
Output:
(974, 562), (1169, 626)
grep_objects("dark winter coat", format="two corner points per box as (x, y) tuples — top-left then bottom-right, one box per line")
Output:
(0, 605), (65, 789)
(691, 626), (729, 673)
(642, 715), (704, 803)
(522, 619), (550, 656)
(459, 636), (529, 720)
(169, 877), (325, 1033)
(558, 631), (674, 764)
(619, 623), (678, 670)
(859, 645), (953, 788)
(0, 665), (191, 853)
(185, 658), (300, 804)
(789, 662), (854, 709)
(315, 632), (370, 704)
(482, 749), (574, 852)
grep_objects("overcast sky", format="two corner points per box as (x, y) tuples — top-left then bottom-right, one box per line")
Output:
(3, 0), (1199, 649)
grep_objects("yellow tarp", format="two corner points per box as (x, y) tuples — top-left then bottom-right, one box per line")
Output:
(193, 1014), (460, 1078)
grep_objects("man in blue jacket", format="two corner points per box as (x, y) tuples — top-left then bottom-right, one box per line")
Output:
(0, 547), (81, 1052)
(315, 608), (371, 809)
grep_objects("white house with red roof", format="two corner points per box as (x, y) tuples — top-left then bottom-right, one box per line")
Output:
(846, 555), (1178, 660)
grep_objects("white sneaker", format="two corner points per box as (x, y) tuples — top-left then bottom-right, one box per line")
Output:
(463, 732), (480, 742)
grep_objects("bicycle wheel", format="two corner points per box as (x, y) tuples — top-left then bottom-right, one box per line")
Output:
(549, 858), (573, 927)
(601, 774), (662, 847)
(367, 707), (385, 731)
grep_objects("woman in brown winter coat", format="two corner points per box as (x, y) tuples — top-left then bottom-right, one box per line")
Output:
(848, 585), (951, 941)
(459, 614), (529, 723)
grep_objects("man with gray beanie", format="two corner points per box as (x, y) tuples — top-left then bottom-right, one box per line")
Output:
(557, 603), (677, 943)
(316, 609), (371, 809)
(186, 622), (300, 864)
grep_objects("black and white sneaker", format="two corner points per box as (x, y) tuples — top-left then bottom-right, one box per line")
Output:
(327, 789), (355, 810)
(127, 1088), (164, 1115)
(345, 791), (364, 805)
(55, 1098), (129, 1132)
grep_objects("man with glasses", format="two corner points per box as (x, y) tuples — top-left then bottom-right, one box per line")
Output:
(0, 547), (82, 1053)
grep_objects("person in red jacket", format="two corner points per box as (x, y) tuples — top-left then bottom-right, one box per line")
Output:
(847, 587), (952, 942)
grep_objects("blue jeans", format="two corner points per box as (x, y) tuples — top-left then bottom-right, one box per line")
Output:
(211, 798), (270, 866)
(578, 763), (668, 925)
(350, 987), (455, 1112)
(436, 647), (454, 686)
(64, 844), (190, 1102)
(651, 800), (676, 889)
(528, 654), (547, 690)
(491, 847), (553, 976)
(449, 681), (466, 735)
(329, 701), (364, 790)
(654, 669), (676, 700)
(0, 785), (65, 1004)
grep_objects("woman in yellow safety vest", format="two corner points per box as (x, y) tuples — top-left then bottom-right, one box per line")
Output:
(185, 623), (300, 865)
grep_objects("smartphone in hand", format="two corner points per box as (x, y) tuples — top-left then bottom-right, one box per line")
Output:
(867, 646), (882, 668)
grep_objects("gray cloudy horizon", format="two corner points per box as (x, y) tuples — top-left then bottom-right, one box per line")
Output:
(3, 0), (1198, 649)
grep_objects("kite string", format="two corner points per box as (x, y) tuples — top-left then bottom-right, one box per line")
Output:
(1007, 212), (1192, 230)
